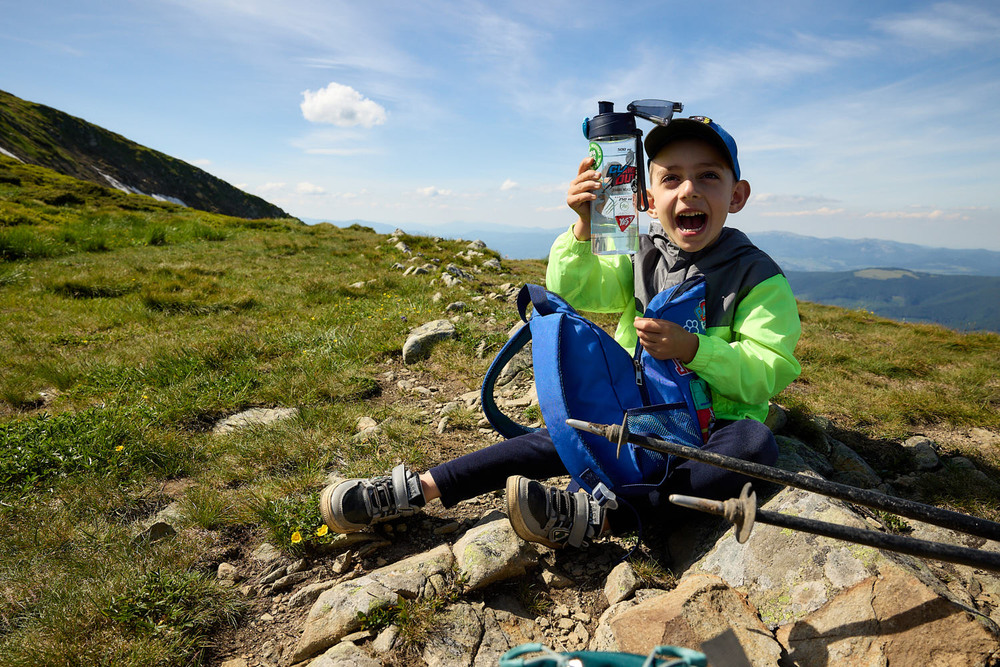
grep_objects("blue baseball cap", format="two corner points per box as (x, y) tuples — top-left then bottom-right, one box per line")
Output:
(644, 116), (741, 181)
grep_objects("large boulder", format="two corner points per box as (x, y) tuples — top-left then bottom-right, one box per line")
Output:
(691, 485), (1000, 663)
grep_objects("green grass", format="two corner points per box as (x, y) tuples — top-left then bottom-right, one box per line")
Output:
(0, 156), (544, 664)
(1, 154), (998, 663)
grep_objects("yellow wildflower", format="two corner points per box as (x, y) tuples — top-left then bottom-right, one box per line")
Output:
(290, 531), (303, 544)
(115, 445), (124, 452)
(316, 524), (329, 537)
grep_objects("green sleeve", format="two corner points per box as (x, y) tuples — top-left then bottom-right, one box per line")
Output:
(686, 274), (801, 421)
(545, 226), (634, 314)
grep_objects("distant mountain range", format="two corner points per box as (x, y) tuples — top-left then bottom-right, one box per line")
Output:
(323, 219), (999, 332)
(785, 269), (1000, 332)
(749, 231), (1000, 277)
(323, 219), (1000, 277)
(0, 89), (289, 220)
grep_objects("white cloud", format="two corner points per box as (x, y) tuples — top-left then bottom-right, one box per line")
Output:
(874, 3), (1000, 51)
(761, 207), (845, 218)
(301, 82), (388, 128)
(864, 209), (965, 220)
(500, 179), (518, 191)
(416, 186), (452, 197)
(296, 182), (326, 195)
(258, 182), (287, 192)
(752, 193), (841, 206)
(188, 158), (212, 167)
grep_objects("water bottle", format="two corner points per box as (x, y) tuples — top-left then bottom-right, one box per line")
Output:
(584, 101), (645, 256)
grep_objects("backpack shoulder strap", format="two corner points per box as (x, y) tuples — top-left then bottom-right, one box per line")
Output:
(481, 284), (569, 439)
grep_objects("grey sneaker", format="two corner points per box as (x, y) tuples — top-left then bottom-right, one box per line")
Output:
(505, 476), (606, 549)
(320, 463), (425, 534)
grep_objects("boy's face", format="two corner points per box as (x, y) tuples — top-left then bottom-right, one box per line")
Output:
(646, 138), (750, 253)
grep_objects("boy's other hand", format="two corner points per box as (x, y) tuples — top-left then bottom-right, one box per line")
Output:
(567, 157), (601, 241)
(634, 317), (699, 364)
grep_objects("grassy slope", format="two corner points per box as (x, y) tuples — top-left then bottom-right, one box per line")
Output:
(0, 89), (289, 220)
(1, 155), (998, 664)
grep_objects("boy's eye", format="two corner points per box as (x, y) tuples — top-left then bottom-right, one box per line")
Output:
(700, 171), (720, 180)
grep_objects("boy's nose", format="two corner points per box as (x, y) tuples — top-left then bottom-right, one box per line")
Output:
(678, 178), (698, 198)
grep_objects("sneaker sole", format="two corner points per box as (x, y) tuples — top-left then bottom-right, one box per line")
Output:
(319, 482), (362, 534)
(505, 475), (563, 550)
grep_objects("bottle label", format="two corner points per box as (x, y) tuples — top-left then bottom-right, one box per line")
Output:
(588, 142), (603, 169)
(615, 214), (635, 232)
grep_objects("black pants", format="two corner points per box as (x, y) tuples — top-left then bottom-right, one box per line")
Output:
(429, 418), (777, 524)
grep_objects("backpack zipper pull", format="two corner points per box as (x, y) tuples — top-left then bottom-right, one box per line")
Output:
(633, 358), (644, 386)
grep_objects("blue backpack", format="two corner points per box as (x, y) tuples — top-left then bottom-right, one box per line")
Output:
(482, 276), (714, 508)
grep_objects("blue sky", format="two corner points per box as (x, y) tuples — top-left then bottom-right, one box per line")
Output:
(3, 0), (999, 250)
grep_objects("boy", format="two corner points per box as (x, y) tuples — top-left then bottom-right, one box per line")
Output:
(320, 116), (801, 550)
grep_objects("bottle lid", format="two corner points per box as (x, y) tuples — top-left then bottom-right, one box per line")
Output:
(584, 101), (637, 140)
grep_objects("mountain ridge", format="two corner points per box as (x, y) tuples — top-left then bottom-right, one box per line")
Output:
(318, 218), (1000, 277)
(0, 88), (291, 220)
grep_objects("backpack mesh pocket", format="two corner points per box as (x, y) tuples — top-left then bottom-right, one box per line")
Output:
(626, 402), (703, 476)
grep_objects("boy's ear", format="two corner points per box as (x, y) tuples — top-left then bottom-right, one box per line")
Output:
(729, 180), (751, 213)
(645, 189), (658, 218)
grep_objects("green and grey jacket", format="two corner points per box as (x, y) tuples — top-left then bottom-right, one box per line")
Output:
(545, 224), (801, 423)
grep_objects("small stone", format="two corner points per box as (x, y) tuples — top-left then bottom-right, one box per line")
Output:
(433, 521), (462, 535)
(373, 625), (399, 653)
(132, 521), (176, 545)
(271, 570), (311, 592)
(260, 565), (288, 586)
(287, 558), (310, 575)
(217, 562), (240, 582)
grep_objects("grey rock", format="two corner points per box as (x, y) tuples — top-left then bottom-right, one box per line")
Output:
(422, 603), (483, 667)
(213, 407), (299, 435)
(765, 402), (788, 432)
(775, 435), (835, 477)
(474, 607), (549, 666)
(306, 641), (381, 667)
(132, 521), (176, 545)
(402, 319), (457, 364)
(694, 486), (881, 626)
(371, 625), (399, 653)
(593, 573), (784, 665)
(260, 565), (288, 586)
(272, 570), (312, 592)
(483, 258), (502, 271)
(445, 263), (474, 280)
(288, 579), (340, 609)
(217, 562), (240, 583)
(394, 241), (411, 254)
(446, 301), (467, 312)
(540, 568), (575, 589)
(453, 511), (539, 591)
(828, 439), (882, 488)
(904, 435), (941, 470)
(288, 558), (311, 575)
(604, 562), (640, 605)
(252, 542), (283, 563)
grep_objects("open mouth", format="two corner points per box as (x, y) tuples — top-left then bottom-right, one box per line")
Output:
(676, 211), (707, 234)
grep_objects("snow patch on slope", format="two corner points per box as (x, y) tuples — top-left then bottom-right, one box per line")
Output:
(0, 145), (23, 162)
(97, 169), (187, 207)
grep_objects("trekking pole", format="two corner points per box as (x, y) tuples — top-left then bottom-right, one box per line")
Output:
(565, 418), (1000, 543)
(669, 483), (1000, 573)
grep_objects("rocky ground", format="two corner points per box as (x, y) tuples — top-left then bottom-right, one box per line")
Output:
(161, 350), (1000, 667)
(128, 238), (1000, 666)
